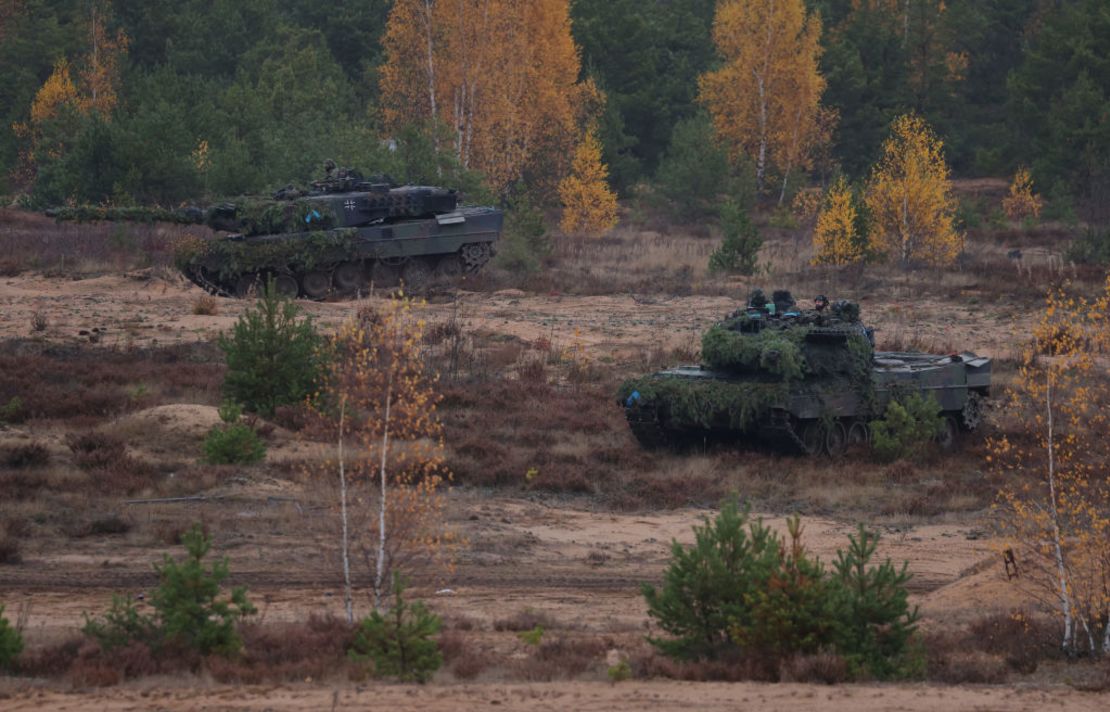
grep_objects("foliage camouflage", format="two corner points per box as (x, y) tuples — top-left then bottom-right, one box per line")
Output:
(617, 376), (788, 433)
(176, 229), (357, 282)
(620, 289), (989, 453)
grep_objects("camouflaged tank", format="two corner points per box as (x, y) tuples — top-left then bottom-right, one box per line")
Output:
(617, 290), (990, 455)
(47, 166), (502, 299)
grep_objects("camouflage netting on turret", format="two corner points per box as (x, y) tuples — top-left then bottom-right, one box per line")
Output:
(617, 377), (788, 431)
(174, 229), (357, 280)
(220, 198), (338, 236)
(700, 316), (873, 384)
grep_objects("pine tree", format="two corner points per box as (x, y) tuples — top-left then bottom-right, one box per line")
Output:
(864, 113), (962, 266)
(812, 176), (866, 265)
(709, 200), (761, 275)
(558, 127), (619, 235)
(349, 576), (443, 683)
(219, 281), (321, 417)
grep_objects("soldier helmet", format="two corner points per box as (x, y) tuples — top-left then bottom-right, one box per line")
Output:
(814, 294), (829, 310)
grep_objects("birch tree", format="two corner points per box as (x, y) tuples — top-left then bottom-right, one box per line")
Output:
(380, 0), (601, 196)
(993, 278), (1110, 656)
(698, 0), (826, 195)
(864, 113), (961, 266)
(313, 299), (456, 616)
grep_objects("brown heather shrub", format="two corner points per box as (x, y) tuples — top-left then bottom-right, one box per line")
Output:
(192, 294), (219, 316)
(779, 652), (851, 684)
(66, 432), (157, 495)
(0, 340), (224, 424)
(438, 629), (467, 665)
(67, 640), (172, 687)
(2, 441), (49, 468)
(968, 611), (1060, 674)
(272, 403), (312, 432)
(207, 616), (355, 684)
(493, 608), (559, 632)
(512, 637), (609, 681)
(16, 637), (83, 677)
(0, 532), (21, 564)
(630, 650), (773, 682)
(451, 647), (494, 680)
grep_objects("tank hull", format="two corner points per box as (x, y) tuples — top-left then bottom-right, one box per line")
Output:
(180, 206), (502, 298)
(618, 351), (991, 455)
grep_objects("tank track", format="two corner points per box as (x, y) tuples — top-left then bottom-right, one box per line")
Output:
(624, 407), (675, 450)
(182, 249), (493, 301)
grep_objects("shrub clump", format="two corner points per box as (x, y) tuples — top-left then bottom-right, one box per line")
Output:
(203, 402), (265, 465)
(870, 392), (945, 462)
(349, 577), (443, 683)
(708, 201), (761, 276)
(83, 524), (255, 658)
(219, 281), (321, 417)
(0, 605), (25, 671)
(642, 500), (920, 680)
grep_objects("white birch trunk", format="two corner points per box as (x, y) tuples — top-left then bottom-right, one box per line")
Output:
(337, 396), (353, 624)
(422, 0), (439, 160)
(1045, 373), (1075, 653)
(373, 369), (394, 612)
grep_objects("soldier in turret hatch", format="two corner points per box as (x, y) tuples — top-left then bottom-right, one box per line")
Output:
(323, 158), (337, 178)
(814, 294), (830, 312)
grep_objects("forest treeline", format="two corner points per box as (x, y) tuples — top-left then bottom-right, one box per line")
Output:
(0, 0), (1108, 222)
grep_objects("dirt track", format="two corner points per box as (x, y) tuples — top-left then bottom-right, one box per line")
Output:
(5, 679), (1107, 712)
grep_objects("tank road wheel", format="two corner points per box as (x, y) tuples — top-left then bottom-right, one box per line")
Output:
(301, 270), (332, 300)
(270, 273), (300, 299)
(800, 420), (825, 456)
(824, 421), (848, 458)
(460, 242), (492, 273)
(936, 415), (959, 452)
(333, 261), (366, 292)
(435, 254), (463, 279)
(234, 273), (262, 298)
(401, 258), (434, 290)
(847, 421), (870, 449)
(370, 261), (402, 289)
(960, 392), (983, 431)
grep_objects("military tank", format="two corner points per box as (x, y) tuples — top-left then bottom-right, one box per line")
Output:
(46, 164), (502, 299)
(617, 289), (990, 456)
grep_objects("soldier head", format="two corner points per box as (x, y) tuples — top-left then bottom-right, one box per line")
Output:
(323, 158), (337, 176)
(748, 289), (768, 310)
(814, 294), (829, 311)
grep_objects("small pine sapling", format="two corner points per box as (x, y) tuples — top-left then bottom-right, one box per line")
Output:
(349, 576), (443, 683)
(152, 524), (256, 656)
(0, 606), (23, 671)
(826, 525), (921, 679)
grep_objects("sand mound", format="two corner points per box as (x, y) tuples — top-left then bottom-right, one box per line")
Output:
(111, 404), (223, 458)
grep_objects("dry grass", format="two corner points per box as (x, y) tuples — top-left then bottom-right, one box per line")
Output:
(0, 208), (190, 277)
(191, 294), (219, 316)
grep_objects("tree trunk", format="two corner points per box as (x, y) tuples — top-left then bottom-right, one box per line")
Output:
(421, 0), (439, 158)
(338, 397), (353, 624)
(1045, 373), (1075, 654)
(373, 369), (394, 612)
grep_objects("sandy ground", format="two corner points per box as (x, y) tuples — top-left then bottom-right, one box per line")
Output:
(4, 679), (1107, 712)
(0, 270), (1061, 709)
(0, 271), (1029, 361)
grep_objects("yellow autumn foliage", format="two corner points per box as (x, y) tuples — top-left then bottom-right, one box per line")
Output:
(812, 176), (864, 265)
(992, 278), (1110, 655)
(381, 0), (601, 195)
(699, 0), (827, 194)
(1002, 166), (1043, 222)
(864, 114), (962, 266)
(558, 127), (618, 236)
